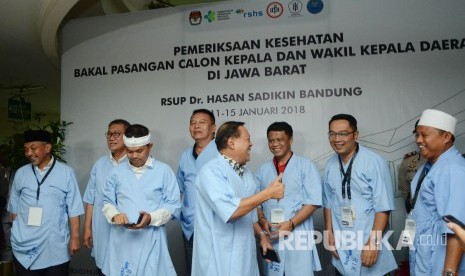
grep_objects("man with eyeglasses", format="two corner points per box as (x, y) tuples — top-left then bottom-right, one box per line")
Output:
(323, 114), (397, 275)
(82, 119), (130, 276)
(255, 122), (322, 276)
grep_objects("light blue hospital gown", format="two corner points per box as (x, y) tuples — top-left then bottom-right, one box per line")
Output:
(7, 159), (84, 269)
(192, 155), (260, 276)
(255, 153), (322, 276)
(323, 144), (397, 275)
(102, 157), (181, 276)
(177, 140), (218, 240)
(410, 146), (465, 275)
(83, 154), (124, 275)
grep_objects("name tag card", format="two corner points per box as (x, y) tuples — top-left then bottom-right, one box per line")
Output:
(28, 206), (43, 227)
(270, 208), (285, 224)
(341, 206), (355, 228)
(401, 217), (416, 245)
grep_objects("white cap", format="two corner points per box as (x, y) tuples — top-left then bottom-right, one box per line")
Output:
(418, 109), (457, 134)
(123, 133), (152, 147)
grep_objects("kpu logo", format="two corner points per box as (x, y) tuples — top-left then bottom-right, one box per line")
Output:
(189, 11), (202, 25)
(266, 2), (284, 18)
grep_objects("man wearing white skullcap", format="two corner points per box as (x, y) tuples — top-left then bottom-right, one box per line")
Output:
(409, 109), (465, 276)
(101, 124), (181, 276)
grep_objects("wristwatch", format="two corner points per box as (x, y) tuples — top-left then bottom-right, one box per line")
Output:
(256, 230), (267, 239)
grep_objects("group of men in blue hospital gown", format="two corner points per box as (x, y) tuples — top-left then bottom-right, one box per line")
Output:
(191, 121), (285, 275)
(190, 110), (465, 276)
(6, 108), (465, 276)
(83, 120), (181, 276)
(190, 114), (395, 276)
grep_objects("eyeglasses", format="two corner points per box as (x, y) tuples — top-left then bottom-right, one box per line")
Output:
(105, 132), (122, 139)
(328, 131), (355, 139)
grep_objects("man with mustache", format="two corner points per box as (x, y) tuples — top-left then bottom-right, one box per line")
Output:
(8, 130), (84, 276)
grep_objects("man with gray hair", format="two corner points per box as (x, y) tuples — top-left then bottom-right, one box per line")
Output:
(102, 124), (181, 276)
(192, 121), (285, 276)
(409, 109), (465, 276)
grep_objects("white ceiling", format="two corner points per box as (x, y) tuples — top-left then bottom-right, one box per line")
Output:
(0, 0), (221, 138)
(0, 0), (63, 123)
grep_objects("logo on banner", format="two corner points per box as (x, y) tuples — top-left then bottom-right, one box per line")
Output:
(189, 11), (202, 25)
(238, 9), (264, 18)
(266, 2), (284, 18)
(307, 0), (324, 14)
(217, 9), (234, 20)
(204, 10), (216, 23)
(288, 0), (303, 17)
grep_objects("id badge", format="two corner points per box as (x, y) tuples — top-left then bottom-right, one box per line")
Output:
(28, 206), (43, 227)
(341, 205), (355, 228)
(270, 207), (285, 224)
(401, 214), (416, 245)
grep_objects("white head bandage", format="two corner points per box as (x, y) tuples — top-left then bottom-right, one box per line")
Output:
(418, 109), (457, 135)
(123, 133), (152, 147)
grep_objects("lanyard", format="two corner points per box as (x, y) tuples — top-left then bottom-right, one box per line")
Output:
(410, 162), (431, 211)
(192, 143), (198, 160)
(338, 145), (358, 200)
(31, 158), (56, 202)
(273, 152), (293, 175)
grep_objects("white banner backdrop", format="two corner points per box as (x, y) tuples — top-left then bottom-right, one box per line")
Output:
(61, 0), (465, 274)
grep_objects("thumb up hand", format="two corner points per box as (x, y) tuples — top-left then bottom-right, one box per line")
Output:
(268, 173), (284, 200)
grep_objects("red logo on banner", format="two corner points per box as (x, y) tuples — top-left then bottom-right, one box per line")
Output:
(189, 11), (202, 25)
(267, 2), (284, 18)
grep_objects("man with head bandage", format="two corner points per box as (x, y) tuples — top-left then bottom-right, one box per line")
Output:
(102, 124), (181, 276)
(409, 109), (465, 276)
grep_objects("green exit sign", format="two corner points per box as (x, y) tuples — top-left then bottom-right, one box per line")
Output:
(8, 98), (31, 120)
